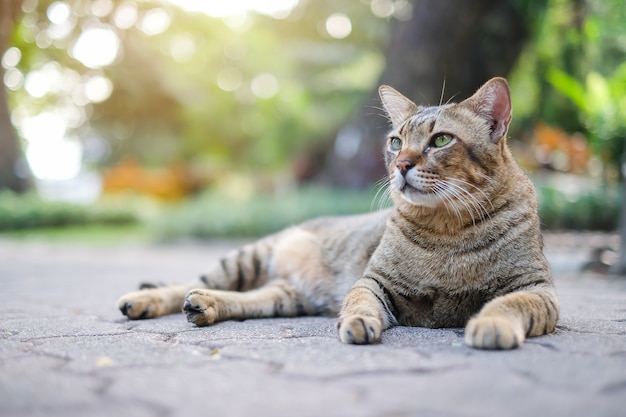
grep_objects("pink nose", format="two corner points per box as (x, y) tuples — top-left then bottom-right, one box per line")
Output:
(396, 158), (415, 175)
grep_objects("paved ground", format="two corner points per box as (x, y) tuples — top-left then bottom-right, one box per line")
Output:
(1, 235), (625, 417)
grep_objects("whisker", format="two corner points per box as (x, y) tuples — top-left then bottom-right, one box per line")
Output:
(476, 171), (499, 187)
(439, 178), (495, 226)
(445, 92), (460, 105)
(439, 77), (447, 107)
(433, 182), (463, 226)
(370, 177), (392, 213)
(438, 180), (479, 226)
(376, 186), (392, 213)
(445, 181), (489, 223)
(365, 104), (393, 125)
(445, 177), (495, 212)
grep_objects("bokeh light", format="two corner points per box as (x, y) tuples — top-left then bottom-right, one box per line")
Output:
(20, 112), (82, 180)
(325, 13), (352, 39)
(1, 47), (22, 68)
(139, 8), (171, 36)
(91, 0), (114, 17)
(217, 68), (243, 92)
(250, 73), (279, 99)
(166, 0), (300, 19)
(113, 2), (139, 29)
(46, 1), (71, 24)
(71, 27), (120, 68)
(84, 75), (114, 103)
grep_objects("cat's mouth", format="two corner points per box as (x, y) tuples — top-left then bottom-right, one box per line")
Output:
(397, 180), (441, 208)
(401, 182), (431, 194)
(390, 169), (443, 208)
(399, 175), (437, 196)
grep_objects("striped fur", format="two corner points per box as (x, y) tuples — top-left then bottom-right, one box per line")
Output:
(118, 78), (558, 349)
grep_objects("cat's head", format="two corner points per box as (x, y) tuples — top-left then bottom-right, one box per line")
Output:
(378, 77), (513, 219)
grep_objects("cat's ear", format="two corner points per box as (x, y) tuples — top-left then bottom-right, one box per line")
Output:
(463, 77), (512, 143)
(379, 85), (418, 128)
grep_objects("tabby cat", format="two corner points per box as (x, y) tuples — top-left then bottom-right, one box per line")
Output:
(117, 77), (559, 349)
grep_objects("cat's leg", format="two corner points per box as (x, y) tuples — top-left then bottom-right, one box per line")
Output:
(117, 237), (276, 320)
(184, 227), (339, 326)
(337, 277), (396, 344)
(117, 281), (206, 320)
(182, 280), (316, 326)
(464, 285), (559, 350)
(116, 254), (241, 320)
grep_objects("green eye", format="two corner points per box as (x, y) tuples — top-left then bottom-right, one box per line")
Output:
(432, 134), (453, 148)
(389, 137), (402, 151)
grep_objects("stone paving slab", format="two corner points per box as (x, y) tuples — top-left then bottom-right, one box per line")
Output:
(0, 238), (625, 417)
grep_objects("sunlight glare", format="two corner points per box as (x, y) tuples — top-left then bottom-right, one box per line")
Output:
(325, 13), (352, 39)
(217, 67), (243, 92)
(47, 19), (75, 41)
(166, 0), (299, 19)
(139, 8), (171, 36)
(20, 112), (83, 181)
(71, 27), (120, 68)
(4, 68), (24, 91)
(47, 1), (71, 24)
(169, 34), (196, 62)
(91, 0), (114, 17)
(24, 62), (62, 98)
(370, 0), (395, 18)
(84, 75), (113, 103)
(113, 2), (139, 29)
(2, 47), (22, 68)
(250, 73), (278, 99)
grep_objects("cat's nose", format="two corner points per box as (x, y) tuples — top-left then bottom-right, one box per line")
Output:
(396, 158), (416, 176)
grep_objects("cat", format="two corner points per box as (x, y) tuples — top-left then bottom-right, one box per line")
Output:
(117, 77), (559, 349)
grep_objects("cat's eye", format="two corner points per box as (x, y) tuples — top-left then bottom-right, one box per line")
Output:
(389, 137), (403, 151)
(432, 134), (453, 148)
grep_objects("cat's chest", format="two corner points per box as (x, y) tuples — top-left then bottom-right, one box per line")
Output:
(379, 237), (505, 327)
(380, 229), (505, 290)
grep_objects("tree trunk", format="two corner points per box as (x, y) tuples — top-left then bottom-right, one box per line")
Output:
(317, 0), (528, 188)
(0, 0), (30, 193)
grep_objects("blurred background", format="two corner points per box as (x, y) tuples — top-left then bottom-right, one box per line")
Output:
(0, 0), (624, 270)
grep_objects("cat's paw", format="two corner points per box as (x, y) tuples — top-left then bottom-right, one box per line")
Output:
(464, 316), (525, 350)
(117, 290), (164, 320)
(183, 290), (219, 327)
(337, 315), (382, 344)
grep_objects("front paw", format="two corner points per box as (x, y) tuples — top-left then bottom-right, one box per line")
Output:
(337, 315), (382, 345)
(183, 290), (219, 327)
(117, 291), (163, 320)
(464, 316), (524, 350)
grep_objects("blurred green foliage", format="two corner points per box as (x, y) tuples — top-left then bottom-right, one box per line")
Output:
(509, 0), (626, 178)
(0, 190), (136, 230)
(7, 0), (388, 176)
(153, 184), (620, 238)
(7, 0), (626, 178)
(0, 184), (618, 238)
(151, 186), (390, 239)
(538, 185), (619, 230)
(4, 0), (626, 237)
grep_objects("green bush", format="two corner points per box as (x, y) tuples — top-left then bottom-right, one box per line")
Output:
(0, 191), (137, 231)
(154, 183), (620, 240)
(1, 182), (618, 238)
(538, 185), (619, 231)
(152, 186), (390, 239)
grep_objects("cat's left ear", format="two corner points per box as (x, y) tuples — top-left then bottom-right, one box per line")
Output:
(463, 77), (512, 143)
(379, 85), (419, 128)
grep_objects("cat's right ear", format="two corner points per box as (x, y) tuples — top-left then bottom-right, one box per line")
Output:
(379, 85), (418, 128)
(463, 77), (512, 143)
